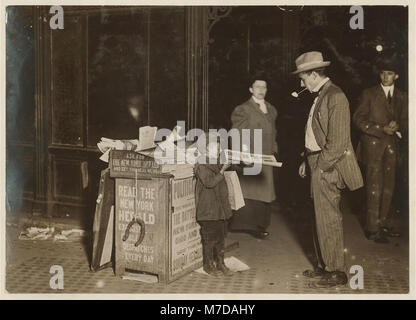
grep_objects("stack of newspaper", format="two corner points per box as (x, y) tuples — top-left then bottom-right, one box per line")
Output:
(97, 125), (195, 179)
(97, 126), (158, 162)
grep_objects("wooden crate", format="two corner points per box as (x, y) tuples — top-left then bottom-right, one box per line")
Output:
(111, 150), (202, 283)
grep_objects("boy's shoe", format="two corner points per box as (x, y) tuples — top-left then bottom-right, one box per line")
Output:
(216, 259), (234, 276)
(214, 242), (234, 276)
(202, 240), (222, 276)
(203, 262), (222, 277)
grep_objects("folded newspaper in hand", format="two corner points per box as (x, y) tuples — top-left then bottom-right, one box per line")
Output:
(224, 149), (283, 167)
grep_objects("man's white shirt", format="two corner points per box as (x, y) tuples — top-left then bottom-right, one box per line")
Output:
(381, 84), (394, 98)
(305, 77), (330, 151)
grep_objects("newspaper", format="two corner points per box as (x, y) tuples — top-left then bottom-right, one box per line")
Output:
(138, 126), (158, 150)
(225, 149), (283, 167)
(224, 171), (245, 210)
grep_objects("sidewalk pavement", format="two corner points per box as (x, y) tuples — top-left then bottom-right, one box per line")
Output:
(5, 201), (409, 294)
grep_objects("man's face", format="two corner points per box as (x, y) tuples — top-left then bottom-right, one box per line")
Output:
(380, 70), (398, 86)
(298, 71), (318, 93)
(249, 80), (267, 99)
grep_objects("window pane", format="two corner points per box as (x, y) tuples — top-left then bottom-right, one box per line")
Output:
(149, 8), (186, 130)
(88, 9), (148, 144)
(51, 14), (85, 146)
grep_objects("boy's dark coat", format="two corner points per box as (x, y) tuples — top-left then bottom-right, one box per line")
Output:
(194, 163), (232, 221)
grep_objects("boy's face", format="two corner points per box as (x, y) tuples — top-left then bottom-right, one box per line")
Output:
(206, 141), (220, 158)
(380, 70), (398, 86)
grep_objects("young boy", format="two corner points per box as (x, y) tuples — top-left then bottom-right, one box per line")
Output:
(194, 133), (233, 276)
(353, 59), (407, 243)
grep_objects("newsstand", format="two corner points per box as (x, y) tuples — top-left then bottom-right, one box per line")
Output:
(91, 150), (203, 284)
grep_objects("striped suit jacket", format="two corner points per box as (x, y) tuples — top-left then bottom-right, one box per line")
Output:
(310, 80), (364, 191)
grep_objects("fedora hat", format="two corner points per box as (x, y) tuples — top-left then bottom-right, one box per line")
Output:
(292, 51), (331, 74)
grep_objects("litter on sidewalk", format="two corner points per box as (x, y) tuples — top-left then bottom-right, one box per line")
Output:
(18, 226), (87, 242)
(122, 272), (159, 284)
(54, 229), (87, 241)
(18, 227), (55, 240)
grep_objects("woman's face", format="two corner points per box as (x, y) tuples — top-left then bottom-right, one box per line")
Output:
(249, 80), (267, 100)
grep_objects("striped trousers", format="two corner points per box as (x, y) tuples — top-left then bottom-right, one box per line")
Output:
(307, 154), (346, 272)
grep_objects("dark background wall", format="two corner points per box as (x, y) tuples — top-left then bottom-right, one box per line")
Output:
(6, 6), (187, 226)
(6, 5), (409, 224)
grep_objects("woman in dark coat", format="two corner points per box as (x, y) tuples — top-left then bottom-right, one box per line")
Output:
(229, 76), (278, 238)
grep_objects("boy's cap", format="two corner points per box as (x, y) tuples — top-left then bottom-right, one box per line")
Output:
(377, 58), (399, 73)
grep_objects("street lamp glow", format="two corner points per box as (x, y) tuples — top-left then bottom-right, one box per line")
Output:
(376, 45), (383, 52)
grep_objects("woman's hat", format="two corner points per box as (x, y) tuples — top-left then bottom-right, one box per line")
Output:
(292, 51), (331, 74)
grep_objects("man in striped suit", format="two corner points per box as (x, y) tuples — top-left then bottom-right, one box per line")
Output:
(294, 52), (364, 288)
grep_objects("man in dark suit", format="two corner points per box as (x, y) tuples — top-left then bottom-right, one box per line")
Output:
(353, 60), (407, 243)
(294, 51), (364, 288)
